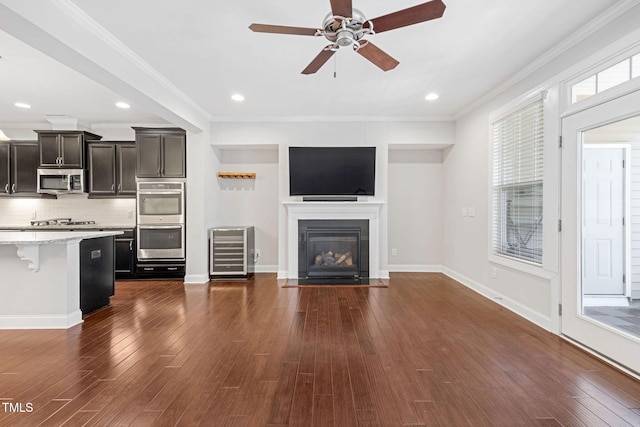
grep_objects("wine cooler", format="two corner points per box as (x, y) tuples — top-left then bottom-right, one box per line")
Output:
(209, 226), (255, 278)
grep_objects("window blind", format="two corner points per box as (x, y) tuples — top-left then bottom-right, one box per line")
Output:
(492, 98), (544, 264)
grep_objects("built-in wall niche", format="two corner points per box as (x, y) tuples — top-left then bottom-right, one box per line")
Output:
(211, 144), (279, 164)
(388, 143), (451, 164)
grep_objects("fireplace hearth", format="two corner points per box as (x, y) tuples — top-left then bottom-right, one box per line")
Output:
(298, 219), (369, 283)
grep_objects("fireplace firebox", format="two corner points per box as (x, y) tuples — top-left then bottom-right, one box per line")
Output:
(298, 220), (369, 283)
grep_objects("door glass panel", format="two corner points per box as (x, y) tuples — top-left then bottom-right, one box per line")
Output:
(581, 116), (640, 339)
(139, 228), (182, 250)
(138, 193), (182, 215)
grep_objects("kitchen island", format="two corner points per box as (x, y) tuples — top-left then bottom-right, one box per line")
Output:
(0, 230), (122, 329)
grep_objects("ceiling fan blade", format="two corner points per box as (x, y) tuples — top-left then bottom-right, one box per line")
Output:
(330, 0), (352, 18)
(368, 0), (446, 34)
(302, 48), (336, 74)
(249, 23), (319, 36)
(356, 42), (399, 72)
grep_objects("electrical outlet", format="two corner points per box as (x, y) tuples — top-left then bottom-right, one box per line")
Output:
(31, 211), (37, 220)
(391, 248), (397, 256)
(468, 207), (476, 217)
(127, 210), (133, 219)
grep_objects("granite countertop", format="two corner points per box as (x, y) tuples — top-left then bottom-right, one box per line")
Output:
(0, 230), (123, 245)
(0, 225), (134, 231)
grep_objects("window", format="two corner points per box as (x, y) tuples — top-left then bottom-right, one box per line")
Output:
(492, 99), (544, 264)
(571, 51), (640, 103)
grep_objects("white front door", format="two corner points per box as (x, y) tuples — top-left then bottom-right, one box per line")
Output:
(561, 88), (640, 375)
(582, 146), (625, 295)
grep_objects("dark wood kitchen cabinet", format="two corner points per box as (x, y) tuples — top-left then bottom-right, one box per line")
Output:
(36, 130), (102, 168)
(0, 141), (39, 196)
(80, 236), (115, 314)
(134, 127), (186, 178)
(115, 228), (136, 279)
(87, 142), (136, 197)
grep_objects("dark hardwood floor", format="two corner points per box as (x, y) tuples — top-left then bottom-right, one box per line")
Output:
(1, 273), (640, 426)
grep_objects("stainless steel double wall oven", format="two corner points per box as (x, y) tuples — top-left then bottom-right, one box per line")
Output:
(136, 181), (186, 273)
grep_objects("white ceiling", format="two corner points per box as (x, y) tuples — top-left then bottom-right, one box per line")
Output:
(0, 0), (623, 131)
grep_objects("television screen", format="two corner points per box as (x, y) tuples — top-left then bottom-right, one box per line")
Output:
(289, 146), (376, 196)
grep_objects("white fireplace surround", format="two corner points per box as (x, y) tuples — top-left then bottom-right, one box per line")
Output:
(283, 201), (385, 279)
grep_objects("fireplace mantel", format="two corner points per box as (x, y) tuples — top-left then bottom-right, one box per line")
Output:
(282, 201), (385, 279)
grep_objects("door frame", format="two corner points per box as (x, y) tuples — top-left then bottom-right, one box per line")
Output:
(560, 88), (640, 376)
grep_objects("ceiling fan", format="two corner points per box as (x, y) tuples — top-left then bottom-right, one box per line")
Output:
(249, 0), (446, 74)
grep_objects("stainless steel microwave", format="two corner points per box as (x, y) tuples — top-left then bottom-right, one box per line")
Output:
(37, 168), (85, 194)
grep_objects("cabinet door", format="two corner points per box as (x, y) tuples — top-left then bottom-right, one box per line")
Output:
(39, 134), (60, 167)
(11, 142), (38, 194)
(59, 133), (84, 168)
(88, 144), (116, 195)
(161, 134), (186, 177)
(0, 144), (9, 194)
(115, 238), (135, 275)
(136, 134), (162, 177)
(117, 144), (136, 196)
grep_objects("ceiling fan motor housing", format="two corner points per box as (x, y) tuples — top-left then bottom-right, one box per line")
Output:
(322, 8), (369, 47)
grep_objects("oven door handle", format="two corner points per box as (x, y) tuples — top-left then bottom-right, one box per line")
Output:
(138, 225), (183, 229)
(137, 191), (183, 196)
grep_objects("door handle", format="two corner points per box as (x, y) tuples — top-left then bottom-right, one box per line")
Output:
(11, 184), (15, 193)
(4, 184), (8, 193)
(129, 241), (133, 251)
(112, 184), (115, 191)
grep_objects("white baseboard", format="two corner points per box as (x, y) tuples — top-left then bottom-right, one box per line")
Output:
(631, 289), (640, 300)
(183, 274), (209, 284)
(0, 310), (83, 329)
(388, 264), (443, 273)
(254, 265), (278, 274)
(442, 266), (553, 332)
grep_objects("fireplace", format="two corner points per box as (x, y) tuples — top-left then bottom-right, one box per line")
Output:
(298, 219), (369, 282)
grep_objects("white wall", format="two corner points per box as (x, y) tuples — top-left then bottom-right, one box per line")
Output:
(388, 149), (443, 270)
(211, 120), (455, 275)
(442, 3), (640, 331)
(211, 147), (279, 271)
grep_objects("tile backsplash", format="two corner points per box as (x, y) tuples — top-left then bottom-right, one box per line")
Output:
(0, 196), (136, 227)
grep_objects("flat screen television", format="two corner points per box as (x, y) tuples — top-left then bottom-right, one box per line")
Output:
(289, 146), (376, 196)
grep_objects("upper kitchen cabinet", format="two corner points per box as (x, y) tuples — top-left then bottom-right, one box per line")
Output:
(36, 130), (102, 168)
(0, 141), (40, 196)
(87, 142), (136, 197)
(134, 127), (186, 178)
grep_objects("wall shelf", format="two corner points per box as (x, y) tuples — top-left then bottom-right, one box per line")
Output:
(217, 172), (256, 179)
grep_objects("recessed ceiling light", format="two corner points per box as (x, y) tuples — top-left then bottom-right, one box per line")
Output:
(231, 94), (245, 102)
(425, 93), (439, 101)
(14, 102), (31, 109)
(116, 102), (130, 109)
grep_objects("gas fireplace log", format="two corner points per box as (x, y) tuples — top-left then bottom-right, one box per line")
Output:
(313, 251), (353, 266)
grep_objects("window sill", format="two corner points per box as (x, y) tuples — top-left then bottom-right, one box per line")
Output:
(489, 253), (557, 280)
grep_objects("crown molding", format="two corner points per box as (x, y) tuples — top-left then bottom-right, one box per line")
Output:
(49, 0), (212, 128)
(454, 0), (640, 120)
(209, 115), (455, 123)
